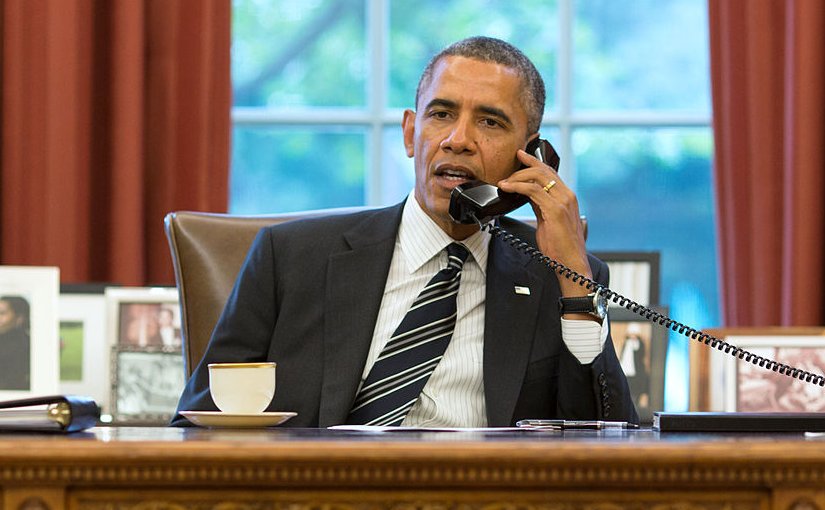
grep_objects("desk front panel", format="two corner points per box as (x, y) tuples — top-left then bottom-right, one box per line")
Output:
(1, 427), (823, 510)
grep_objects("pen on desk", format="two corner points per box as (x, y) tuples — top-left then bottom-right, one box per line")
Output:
(515, 419), (639, 430)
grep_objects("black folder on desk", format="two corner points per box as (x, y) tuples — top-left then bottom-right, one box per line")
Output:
(653, 412), (825, 432)
(0, 395), (100, 433)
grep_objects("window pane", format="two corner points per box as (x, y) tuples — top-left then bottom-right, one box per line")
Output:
(573, 0), (710, 112)
(232, 0), (367, 108)
(574, 127), (716, 410)
(230, 127), (367, 213)
(388, 0), (559, 111)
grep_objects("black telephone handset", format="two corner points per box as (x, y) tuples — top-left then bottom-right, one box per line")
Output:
(449, 138), (559, 225)
(447, 140), (825, 389)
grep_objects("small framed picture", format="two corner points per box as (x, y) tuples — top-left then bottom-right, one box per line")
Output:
(105, 287), (184, 423)
(723, 335), (825, 413)
(110, 346), (185, 423)
(592, 251), (660, 306)
(105, 287), (182, 350)
(689, 327), (825, 412)
(0, 266), (60, 399)
(59, 284), (110, 413)
(610, 307), (669, 424)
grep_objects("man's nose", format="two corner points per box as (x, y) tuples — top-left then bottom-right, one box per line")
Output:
(440, 118), (474, 153)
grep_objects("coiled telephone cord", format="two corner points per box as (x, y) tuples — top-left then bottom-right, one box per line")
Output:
(482, 222), (825, 388)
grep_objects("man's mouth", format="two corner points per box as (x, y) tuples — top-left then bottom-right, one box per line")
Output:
(434, 165), (476, 185)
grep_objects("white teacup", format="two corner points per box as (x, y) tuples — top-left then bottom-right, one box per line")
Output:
(208, 362), (276, 414)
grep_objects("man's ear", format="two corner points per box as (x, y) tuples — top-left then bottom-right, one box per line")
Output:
(401, 109), (416, 158)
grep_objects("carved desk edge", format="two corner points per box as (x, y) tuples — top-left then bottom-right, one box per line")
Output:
(1, 428), (824, 489)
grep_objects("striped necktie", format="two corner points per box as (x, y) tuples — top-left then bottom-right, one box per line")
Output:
(346, 242), (470, 426)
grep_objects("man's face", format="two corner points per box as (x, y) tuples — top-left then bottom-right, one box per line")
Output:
(402, 56), (534, 238)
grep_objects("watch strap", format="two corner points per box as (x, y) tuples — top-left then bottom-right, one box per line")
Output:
(559, 295), (596, 315)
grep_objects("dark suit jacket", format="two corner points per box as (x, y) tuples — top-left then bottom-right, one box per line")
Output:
(172, 202), (638, 426)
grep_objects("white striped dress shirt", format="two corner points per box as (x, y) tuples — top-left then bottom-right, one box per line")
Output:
(361, 194), (607, 427)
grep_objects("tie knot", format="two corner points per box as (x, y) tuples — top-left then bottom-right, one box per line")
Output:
(446, 243), (470, 270)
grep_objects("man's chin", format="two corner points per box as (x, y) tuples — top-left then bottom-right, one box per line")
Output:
(425, 202), (481, 239)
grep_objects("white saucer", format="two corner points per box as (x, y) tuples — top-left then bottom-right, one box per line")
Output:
(181, 411), (297, 428)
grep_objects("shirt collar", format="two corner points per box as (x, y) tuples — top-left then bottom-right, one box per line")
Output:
(398, 192), (489, 275)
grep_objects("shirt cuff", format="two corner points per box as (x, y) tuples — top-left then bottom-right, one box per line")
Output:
(560, 316), (609, 364)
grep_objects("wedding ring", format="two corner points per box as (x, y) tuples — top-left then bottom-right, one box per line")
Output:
(542, 180), (557, 193)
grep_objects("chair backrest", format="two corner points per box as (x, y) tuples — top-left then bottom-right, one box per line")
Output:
(164, 207), (370, 377)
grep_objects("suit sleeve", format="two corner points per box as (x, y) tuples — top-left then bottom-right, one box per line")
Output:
(170, 227), (279, 426)
(556, 256), (640, 424)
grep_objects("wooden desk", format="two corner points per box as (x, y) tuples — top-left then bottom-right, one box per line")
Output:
(1, 427), (824, 510)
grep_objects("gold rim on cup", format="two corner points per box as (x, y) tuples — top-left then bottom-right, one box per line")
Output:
(208, 362), (276, 369)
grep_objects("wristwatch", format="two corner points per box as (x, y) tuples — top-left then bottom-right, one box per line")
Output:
(559, 290), (608, 320)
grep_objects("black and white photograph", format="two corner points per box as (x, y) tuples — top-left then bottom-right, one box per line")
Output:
(111, 347), (185, 423)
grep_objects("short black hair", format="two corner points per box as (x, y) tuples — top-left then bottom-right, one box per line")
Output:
(415, 36), (546, 134)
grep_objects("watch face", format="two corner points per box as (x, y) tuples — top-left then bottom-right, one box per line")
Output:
(594, 292), (608, 319)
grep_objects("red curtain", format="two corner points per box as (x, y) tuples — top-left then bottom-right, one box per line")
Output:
(710, 0), (825, 326)
(1, 0), (230, 286)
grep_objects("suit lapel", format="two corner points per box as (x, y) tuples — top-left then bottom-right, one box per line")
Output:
(318, 204), (403, 426)
(483, 233), (545, 426)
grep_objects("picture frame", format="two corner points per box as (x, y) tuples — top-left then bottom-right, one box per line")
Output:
(105, 287), (185, 423)
(689, 327), (825, 412)
(610, 307), (668, 424)
(110, 346), (185, 423)
(725, 336), (825, 413)
(0, 266), (60, 400)
(105, 287), (183, 350)
(59, 283), (110, 413)
(592, 251), (660, 306)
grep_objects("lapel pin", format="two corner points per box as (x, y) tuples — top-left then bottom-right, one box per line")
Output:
(514, 286), (531, 295)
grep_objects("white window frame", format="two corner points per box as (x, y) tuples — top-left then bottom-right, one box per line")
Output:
(230, 0), (711, 206)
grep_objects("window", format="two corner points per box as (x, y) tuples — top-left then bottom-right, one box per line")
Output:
(231, 0), (715, 410)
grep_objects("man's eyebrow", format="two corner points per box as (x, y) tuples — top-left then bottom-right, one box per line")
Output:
(424, 98), (457, 111)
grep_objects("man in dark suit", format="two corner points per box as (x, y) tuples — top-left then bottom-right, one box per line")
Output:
(173, 36), (638, 427)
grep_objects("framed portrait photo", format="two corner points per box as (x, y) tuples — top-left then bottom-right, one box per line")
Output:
(59, 284), (110, 413)
(610, 307), (669, 424)
(0, 266), (60, 400)
(105, 287), (183, 350)
(110, 346), (185, 423)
